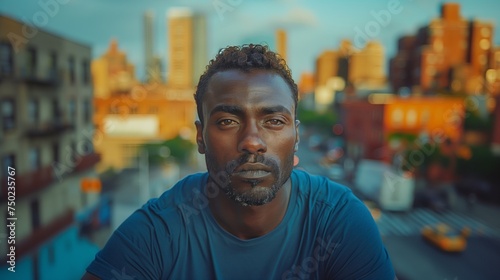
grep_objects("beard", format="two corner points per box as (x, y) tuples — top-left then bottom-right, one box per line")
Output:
(205, 151), (294, 206)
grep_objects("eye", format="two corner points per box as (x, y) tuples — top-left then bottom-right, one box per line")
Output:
(218, 119), (238, 126)
(266, 119), (285, 126)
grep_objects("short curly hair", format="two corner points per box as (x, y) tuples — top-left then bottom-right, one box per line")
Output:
(194, 44), (298, 124)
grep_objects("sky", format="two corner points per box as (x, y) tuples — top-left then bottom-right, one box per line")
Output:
(1, 0), (500, 81)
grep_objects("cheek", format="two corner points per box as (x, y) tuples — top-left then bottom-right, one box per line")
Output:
(205, 132), (234, 152)
(270, 131), (296, 152)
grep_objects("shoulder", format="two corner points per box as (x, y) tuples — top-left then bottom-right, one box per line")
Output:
(109, 172), (208, 241)
(291, 169), (374, 239)
(139, 172), (208, 226)
(292, 169), (357, 210)
(291, 170), (395, 278)
(144, 172), (208, 210)
(85, 173), (209, 279)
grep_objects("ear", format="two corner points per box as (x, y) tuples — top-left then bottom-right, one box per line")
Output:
(195, 120), (206, 154)
(294, 120), (300, 152)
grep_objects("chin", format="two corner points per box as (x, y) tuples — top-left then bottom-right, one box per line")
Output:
(227, 184), (280, 207)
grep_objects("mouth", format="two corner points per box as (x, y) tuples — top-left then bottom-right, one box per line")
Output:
(232, 163), (272, 179)
(233, 170), (271, 179)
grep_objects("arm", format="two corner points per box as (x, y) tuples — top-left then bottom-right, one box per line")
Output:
(83, 206), (169, 279)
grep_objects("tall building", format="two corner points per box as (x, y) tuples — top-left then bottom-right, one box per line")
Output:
(350, 41), (385, 88)
(276, 29), (287, 61)
(315, 50), (338, 87)
(487, 47), (500, 94)
(167, 8), (206, 91)
(390, 3), (499, 95)
(144, 11), (155, 82)
(91, 39), (137, 98)
(389, 36), (417, 94)
(0, 14), (100, 279)
(315, 39), (385, 89)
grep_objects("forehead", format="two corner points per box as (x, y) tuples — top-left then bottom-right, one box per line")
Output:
(203, 69), (295, 114)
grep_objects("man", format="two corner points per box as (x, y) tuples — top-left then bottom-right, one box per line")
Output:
(83, 44), (395, 279)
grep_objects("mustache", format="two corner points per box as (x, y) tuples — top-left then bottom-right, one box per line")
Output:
(225, 153), (278, 175)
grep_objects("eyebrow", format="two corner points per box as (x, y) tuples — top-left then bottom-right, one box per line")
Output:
(209, 105), (244, 118)
(258, 105), (292, 116)
(209, 104), (292, 118)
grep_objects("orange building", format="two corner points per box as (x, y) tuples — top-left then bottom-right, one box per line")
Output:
(92, 41), (197, 172)
(315, 39), (386, 89)
(298, 72), (315, 97)
(390, 3), (499, 95)
(384, 97), (464, 143)
(315, 50), (338, 87)
(276, 29), (287, 61)
(350, 41), (385, 88)
(91, 39), (138, 98)
(342, 95), (464, 161)
(487, 47), (500, 95)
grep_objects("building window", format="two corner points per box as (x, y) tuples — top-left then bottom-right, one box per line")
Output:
(406, 109), (417, 127)
(52, 99), (61, 123)
(49, 52), (58, 80)
(0, 43), (13, 76)
(433, 40), (443, 52)
(130, 106), (138, 114)
(30, 200), (40, 230)
(69, 99), (76, 122)
(391, 109), (403, 127)
(1, 99), (15, 132)
(83, 99), (91, 124)
(29, 148), (41, 171)
(52, 143), (60, 163)
(26, 47), (37, 77)
(28, 99), (39, 125)
(1, 154), (16, 178)
(81, 59), (90, 85)
(481, 27), (491, 37)
(149, 106), (158, 114)
(71, 141), (77, 157)
(68, 56), (75, 84)
(479, 54), (487, 66)
(480, 39), (490, 51)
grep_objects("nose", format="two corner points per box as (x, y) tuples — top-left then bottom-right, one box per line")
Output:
(237, 121), (267, 155)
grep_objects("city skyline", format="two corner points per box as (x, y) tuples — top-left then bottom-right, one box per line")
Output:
(1, 0), (500, 81)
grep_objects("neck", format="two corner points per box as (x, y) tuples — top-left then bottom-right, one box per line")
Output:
(208, 178), (292, 240)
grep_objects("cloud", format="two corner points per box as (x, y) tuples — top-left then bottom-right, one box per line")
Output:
(270, 6), (318, 29)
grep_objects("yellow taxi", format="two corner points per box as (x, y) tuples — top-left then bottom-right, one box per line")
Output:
(421, 223), (471, 252)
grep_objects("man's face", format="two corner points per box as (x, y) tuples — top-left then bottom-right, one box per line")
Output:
(196, 69), (299, 206)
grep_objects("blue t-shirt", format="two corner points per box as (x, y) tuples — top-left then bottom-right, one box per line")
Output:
(87, 170), (395, 279)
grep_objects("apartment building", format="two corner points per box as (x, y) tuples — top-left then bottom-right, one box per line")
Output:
(390, 3), (499, 95)
(0, 14), (100, 279)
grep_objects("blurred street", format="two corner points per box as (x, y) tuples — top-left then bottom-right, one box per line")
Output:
(295, 134), (500, 280)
